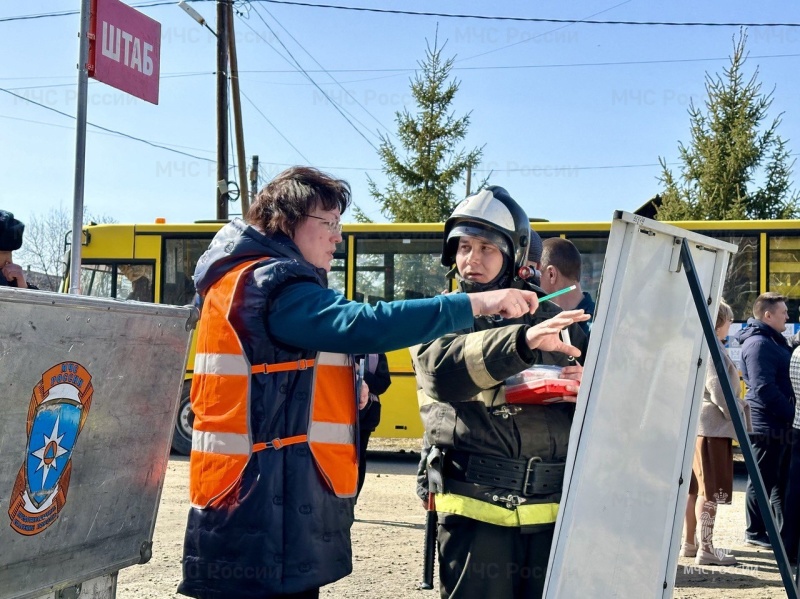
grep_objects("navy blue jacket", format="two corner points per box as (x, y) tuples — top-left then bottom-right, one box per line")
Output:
(735, 318), (795, 434)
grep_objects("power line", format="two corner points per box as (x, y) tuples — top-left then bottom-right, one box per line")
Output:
(0, 87), (216, 163)
(239, 88), (312, 162)
(249, 1), (800, 28)
(0, 106), (738, 174)
(0, 113), (217, 155)
(6, 50), (800, 95)
(258, 4), (394, 136)
(457, 0), (632, 63)
(0, 1), (175, 23)
(10, 1), (797, 28)
(244, 5), (380, 150)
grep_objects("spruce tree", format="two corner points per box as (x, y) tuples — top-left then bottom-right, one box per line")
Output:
(366, 34), (482, 223)
(657, 30), (798, 221)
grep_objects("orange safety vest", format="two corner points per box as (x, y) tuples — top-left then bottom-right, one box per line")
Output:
(189, 259), (358, 508)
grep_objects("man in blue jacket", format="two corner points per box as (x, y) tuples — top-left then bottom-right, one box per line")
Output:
(735, 292), (795, 548)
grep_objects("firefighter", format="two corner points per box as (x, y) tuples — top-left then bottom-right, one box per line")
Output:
(411, 186), (589, 598)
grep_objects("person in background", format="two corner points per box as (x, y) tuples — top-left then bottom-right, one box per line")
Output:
(354, 352), (391, 501)
(0, 210), (36, 289)
(681, 299), (751, 566)
(178, 167), (579, 599)
(539, 237), (594, 336)
(412, 186), (589, 599)
(783, 344), (800, 565)
(119, 264), (153, 302)
(735, 292), (794, 549)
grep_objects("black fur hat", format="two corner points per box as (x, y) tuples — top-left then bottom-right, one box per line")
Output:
(0, 211), (24, 251)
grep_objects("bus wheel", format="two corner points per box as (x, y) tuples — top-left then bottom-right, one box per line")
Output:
(171, 383), (193, 456)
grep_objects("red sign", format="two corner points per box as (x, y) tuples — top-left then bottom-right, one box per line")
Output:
(89, 0), (161, 104)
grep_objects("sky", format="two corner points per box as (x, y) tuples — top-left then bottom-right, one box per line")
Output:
(2, 1), (800, 229)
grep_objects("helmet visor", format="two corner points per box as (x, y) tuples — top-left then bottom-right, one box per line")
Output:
(447, 223), (511, 260)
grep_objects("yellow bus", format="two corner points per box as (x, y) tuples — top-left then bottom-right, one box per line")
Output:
(64, 217), (800, 454)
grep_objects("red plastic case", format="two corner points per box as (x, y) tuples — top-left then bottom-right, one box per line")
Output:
(504, 365), (577, 405)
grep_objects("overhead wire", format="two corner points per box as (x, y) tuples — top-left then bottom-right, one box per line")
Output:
(257, 4), (394, 137)
(239, 88), (312, 163)
(4, 1), (800, 27)
(243, 4), (380, 149)
(2, 102), (733, 174)
(0, 86), (215, 163)
(456, 0), (633, 63)
(241, 1), (800, 28)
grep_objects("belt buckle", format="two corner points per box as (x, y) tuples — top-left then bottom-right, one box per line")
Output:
(297, 359), (310, 370)
(492, 493), (526, 509)
(492, 405), (521, 419)
(522, 456), (542, 496)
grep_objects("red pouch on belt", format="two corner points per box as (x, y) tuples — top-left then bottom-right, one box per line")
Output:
(504, 365), (577, 405)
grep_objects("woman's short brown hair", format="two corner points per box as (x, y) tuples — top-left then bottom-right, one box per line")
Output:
(247, 166), (351, 237)
(716, 299), (734, 330)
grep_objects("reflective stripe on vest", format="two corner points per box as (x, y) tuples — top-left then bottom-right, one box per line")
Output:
(189, 259), (358, 507)
(434, 492), (559, 527)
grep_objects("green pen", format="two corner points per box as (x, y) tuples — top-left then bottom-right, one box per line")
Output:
(538, 285), (576, 303)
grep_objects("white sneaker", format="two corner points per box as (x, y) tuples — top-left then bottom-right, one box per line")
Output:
(695, 548), (738, 566)
(680, 543), (697, 558)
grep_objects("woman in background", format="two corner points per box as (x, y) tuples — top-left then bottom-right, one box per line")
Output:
(682, 299), (752, 566)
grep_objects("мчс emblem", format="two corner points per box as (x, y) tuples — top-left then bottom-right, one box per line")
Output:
(8, 362), (93, 536)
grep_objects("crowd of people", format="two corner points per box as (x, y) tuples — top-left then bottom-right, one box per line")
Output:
(7, 165), (798, 598)
(679, 291), (800, 570)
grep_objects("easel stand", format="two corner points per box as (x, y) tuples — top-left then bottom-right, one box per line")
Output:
(681, 238), (799, 598)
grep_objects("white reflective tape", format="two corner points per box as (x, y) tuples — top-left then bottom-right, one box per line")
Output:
(194, 353), (249, 376)
(465, 330), (502, 388)
(192, 430), (251, 455)
(308, 421), (354, 445)
(316, 352), (351, 367)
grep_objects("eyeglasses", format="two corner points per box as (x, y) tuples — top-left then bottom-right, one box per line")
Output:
(304, 214), (342, 234)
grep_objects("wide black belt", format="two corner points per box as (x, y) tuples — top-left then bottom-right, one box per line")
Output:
(446, 451), (565, 497)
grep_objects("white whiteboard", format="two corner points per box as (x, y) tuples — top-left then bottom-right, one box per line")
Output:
(544, 212), (737, 599)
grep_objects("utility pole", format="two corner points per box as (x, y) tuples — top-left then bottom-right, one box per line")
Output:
(249, 155), (259, 208)
(226, 1), (248, 215)
(69, 0), (91, 294)
(216, 1), (229, 220)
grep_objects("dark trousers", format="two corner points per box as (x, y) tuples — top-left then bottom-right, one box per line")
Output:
(356, 429), (372, 500)
(781, 428), (800, 562)
(437, 514), (554, 599)
(745, 432), (789, 540)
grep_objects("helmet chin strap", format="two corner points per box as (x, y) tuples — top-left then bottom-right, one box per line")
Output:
(455, 270), (512, 294)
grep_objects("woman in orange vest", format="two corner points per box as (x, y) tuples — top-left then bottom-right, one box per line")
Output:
(177, 166), (588, 599)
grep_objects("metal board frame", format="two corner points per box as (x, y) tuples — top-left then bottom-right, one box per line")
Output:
(0, 288), (194, 599)
(544, 212), (737, 598)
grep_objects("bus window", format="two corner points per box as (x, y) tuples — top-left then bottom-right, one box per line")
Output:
(163, 238), (210, 305)
(705, 233), (758, 321)
(80, 264), (114, 298)
(769, 235), (800, 320)
(355, 236), (448, 304)
(327, 240), (346, 294)
(119, 264), (154, 302)
(78, 262), (154, 301)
